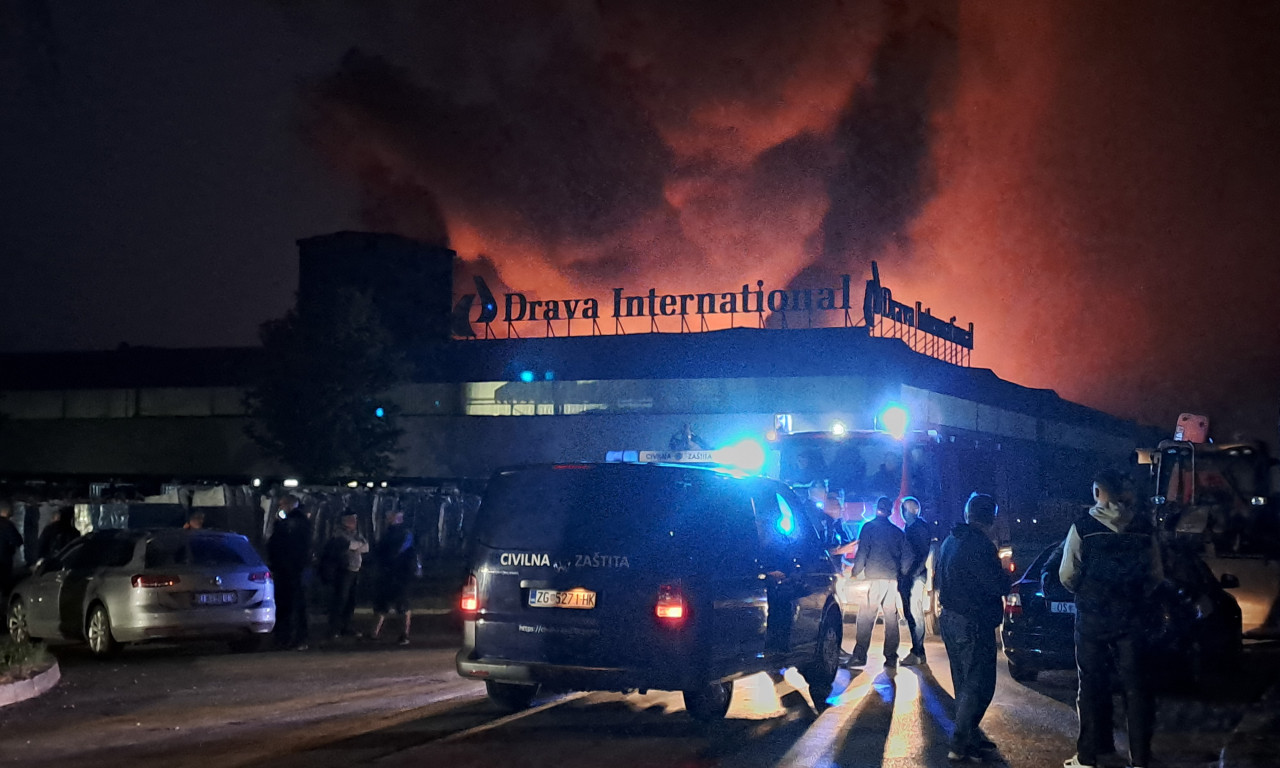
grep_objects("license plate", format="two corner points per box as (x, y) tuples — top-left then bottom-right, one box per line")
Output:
(1050, 601), (1076, 614)
(193, 591), (238, 606)
(528, 588), (596, 609)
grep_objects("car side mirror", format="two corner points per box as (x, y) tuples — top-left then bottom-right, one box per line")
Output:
(1220, 573), (1240, 589)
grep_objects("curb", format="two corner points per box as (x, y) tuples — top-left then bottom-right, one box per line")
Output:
(0, 661), (61, 708)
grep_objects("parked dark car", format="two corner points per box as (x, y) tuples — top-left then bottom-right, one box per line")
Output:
(7, 529), (275, 656)
(455, 462), (843, 720)
(1002, 538), (1242, 685)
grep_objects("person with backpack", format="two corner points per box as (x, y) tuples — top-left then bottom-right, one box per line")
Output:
(1060, 470), (1163, 768)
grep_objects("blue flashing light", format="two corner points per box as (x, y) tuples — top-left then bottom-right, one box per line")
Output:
(544, 370), (555, 381)
(519, 370), (535, 383)
(605, 451), (624, 463)
(880, 404), (909, 440)
(623, 450), (639, 463)
(374, 407), (385, 418)
(715, 438), (766, 474)
(831, 420), (847, 436)
(776, 494), (795, 535)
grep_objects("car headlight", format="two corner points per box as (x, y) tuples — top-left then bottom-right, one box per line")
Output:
(1252, 496), (1267, 506)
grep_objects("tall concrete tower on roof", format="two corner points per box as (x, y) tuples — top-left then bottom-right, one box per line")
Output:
(296, 232), (455, 348)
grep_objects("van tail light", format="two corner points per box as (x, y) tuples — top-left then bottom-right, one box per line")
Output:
(249, 571), (272, 583)
(132, 574), (180, 588)
(1004, 585), (1022, 617)
(460, 574), (479, 614)
(655, 584), (686, 622)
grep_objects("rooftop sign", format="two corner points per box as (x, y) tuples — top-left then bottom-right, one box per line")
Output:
(451, 262), (973, 364)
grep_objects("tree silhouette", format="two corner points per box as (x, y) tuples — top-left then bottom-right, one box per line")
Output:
(244, 287), (407, 482)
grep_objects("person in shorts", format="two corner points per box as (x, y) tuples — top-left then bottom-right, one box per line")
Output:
(372, 509), (417, 645)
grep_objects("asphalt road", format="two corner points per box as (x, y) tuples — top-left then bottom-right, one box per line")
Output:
(1, 615), (1274, 768)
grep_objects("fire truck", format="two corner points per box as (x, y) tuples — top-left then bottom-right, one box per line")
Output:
(1141, 413), (1278, 559)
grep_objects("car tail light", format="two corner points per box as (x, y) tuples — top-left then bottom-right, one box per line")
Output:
(655, 584), (686, 622)
(1004, 586), (1022, 617)
(132, 574), (180, 588)
(460, 574), (478, 614)
(249, 571), (272, 583)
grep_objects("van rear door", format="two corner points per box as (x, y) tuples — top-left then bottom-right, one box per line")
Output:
(470, 465), (765, 675)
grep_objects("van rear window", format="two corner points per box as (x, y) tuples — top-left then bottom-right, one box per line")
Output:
(476, 466), (756, 569)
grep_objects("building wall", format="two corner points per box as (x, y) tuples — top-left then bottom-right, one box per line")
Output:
(1, 373), (1144, 482)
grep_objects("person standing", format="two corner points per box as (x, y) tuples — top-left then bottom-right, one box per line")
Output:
(817, 490), (858, 610)
(0, 502), (23, 599)
(268, 494), (313, 651)
(899, 496), (932, 666)
(818, 490), (856, 563)
(1060, 470), (1162, 768)
(325, 511), (369, 640)
(36, 506), (79, 561)
(936, 492), (1007, 762)
(848, 496), (905, 668)
(372, 509), (418, 645)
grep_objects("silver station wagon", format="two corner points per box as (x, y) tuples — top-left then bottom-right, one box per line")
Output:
(7, 528), (275, 656)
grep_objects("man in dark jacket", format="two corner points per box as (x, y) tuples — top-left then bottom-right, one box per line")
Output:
(848, 496), (905, 668)
(899, 496), (932, 665)
(936, 492), (1007, 762)
(268, 494), (313, 650)
(1059, 470), (1162, 768)
(36, 506), (79, 562)
(0, 501), (23, 598)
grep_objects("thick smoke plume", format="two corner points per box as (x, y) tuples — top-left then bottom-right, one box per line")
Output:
(303, 1), (1280, 439)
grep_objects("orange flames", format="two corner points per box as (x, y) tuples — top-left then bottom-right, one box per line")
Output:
(303, 2), (1280, 438)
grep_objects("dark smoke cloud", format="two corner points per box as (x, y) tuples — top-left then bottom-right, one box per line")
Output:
(819, 11), (958, 272)
(302, 1), (903, 295)
(301, 0), (1280, 440)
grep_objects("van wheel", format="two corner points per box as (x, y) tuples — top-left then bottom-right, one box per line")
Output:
(86, 604), (121, 658)
(486, 681), (538, 712)
(683, 680), (733, 721)
(1007, 658), (1038, 683)
(801, 614), (842, 708)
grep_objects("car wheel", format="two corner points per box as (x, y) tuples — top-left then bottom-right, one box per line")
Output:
(228, 634), (263, 654)
(801, 613), (842, 708)
(86, 604), (121, 658)
(1007, 658), (1038, 683)
(7, 598), (33, 644)
(485, 680), (538, 712)
(683, 680), (733, 722)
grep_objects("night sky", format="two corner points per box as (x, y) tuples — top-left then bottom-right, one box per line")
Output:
(2, 1), (1278, 441)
